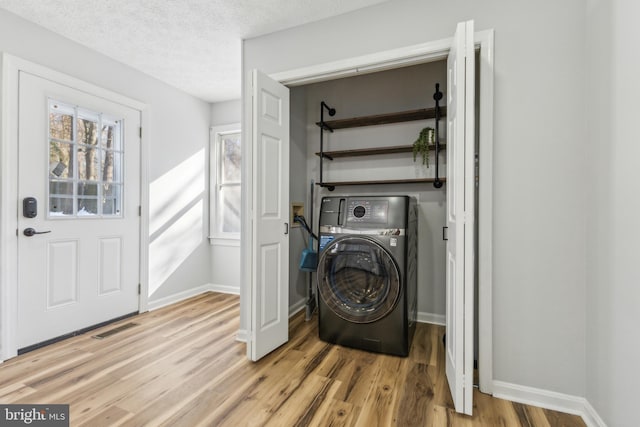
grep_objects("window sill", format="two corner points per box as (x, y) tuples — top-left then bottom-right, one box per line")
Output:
(209, 236), (240, 247)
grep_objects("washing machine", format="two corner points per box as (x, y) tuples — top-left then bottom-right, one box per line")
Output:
(317, 195), (417, 357)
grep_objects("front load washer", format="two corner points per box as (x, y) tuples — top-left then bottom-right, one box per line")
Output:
(317, 195), (417, 357)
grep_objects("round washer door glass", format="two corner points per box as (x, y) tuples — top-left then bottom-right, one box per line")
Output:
(318, 236), (401, 323)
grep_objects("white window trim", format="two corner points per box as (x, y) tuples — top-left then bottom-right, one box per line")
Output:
(209, 123), (241, 245)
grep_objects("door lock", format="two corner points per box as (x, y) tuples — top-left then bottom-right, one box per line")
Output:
(23, 228), (51, 237)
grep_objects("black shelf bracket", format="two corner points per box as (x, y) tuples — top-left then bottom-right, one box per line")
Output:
(319, 101), (336, 188)
(433, 83), (444, 189)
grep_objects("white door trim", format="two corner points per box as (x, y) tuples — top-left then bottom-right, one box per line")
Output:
(243, 30), (494, 392)
(0, 54), (150, 361)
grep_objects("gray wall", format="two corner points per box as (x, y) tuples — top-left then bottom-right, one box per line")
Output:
(585, 0), (640, 425)
(289, 87), (309, 309)
(244, 0), (588, 397)
(210, 100), (242, 292)
(0, 9), (212, 305)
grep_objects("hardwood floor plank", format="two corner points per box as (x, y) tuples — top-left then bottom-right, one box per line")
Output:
(263, 375), (336, 427)
(543, 408), (586, 427)
(395, 362), (436, 427)
(521, 405), (552, 427)
(307, 398), (360, 427)
(0, 292), (586, 427)
(77, 405), (133, 427)
(354, 355), (405, 427)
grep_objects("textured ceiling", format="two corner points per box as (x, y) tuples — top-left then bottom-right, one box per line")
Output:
(0, 0), (389, 102)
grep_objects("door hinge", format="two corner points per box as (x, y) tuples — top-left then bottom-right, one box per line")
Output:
(139, 127), (142, 138)
(138, 284), (141, 295)
(442, 226), (448, 241)
(138, 205), (142, 216)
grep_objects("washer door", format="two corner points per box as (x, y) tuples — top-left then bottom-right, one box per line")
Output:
(318, 236), (401, 323)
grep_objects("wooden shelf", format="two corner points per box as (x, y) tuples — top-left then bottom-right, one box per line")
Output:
(316, 107), (447, 130)
(315, 143), (445, 159)
(317, 178), (446, 188)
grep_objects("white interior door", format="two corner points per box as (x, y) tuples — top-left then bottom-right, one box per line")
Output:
(17, 71), (141, 350)
(249, 70), (290, 361)
(445, 20), (476, 415)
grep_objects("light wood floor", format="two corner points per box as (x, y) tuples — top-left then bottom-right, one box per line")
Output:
(0, 292), (585, 426)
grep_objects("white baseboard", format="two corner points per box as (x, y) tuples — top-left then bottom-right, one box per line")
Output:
(493, 381), (607, 427)
(147, 283), (242, 311)
(417, 311), (445, 325)
(289, 299), (306, 317)
(147, 283), (214, 311)
(210, 283), (240, 295)
(582, 400), (608, 427)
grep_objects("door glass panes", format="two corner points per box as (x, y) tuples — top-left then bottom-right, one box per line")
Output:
(49, 107), (73, 141)
(48, 100), (124, 218)
(49, 141), (72, 179)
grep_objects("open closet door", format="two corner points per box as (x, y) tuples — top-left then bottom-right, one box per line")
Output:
(248, 70), (290, 361)
(445, 20), (476, 415)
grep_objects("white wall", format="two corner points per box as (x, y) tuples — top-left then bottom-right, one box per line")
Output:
(585, 0), (640, 426)
(0, 9), (212, 306)
(211, 99), (241, 126)
(210, 100), (242, 293)
(244, 0), (588, 397)
(300, 62), (448, 321)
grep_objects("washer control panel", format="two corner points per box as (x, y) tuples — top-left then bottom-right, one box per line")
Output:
(347, 200), (389, 224)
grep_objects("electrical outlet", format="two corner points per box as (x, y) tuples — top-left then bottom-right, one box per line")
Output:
(290, 202), (304, 227)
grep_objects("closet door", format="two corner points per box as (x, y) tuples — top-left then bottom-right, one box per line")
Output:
(248, 70), (290, 361)
(445, 19), (476, 415)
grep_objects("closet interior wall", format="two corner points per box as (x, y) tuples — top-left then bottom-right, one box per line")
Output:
(289, 61), (449, 321)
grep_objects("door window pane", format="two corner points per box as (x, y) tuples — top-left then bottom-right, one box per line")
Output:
(77, 146), (100, 181)
(48, 99), (125, 218)
(101, 121), (122, 151)
(77, 182), (99, 197)
(78, 198), (98, 216)
(101, 150), (122, 183)
(102, 184), (122, 215)
(49, 105), (74, 142)
(49, 196), (74, 216)
(49, 141), (73, 179)
(77, 112), (99, 147)
(49, 181), (73, 196)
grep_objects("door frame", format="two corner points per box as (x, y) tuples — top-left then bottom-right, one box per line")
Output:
(242, 30), (494, 392)
(0, 54), (150, 361)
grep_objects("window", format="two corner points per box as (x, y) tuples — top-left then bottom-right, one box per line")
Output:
(210, 124), (241, 243)
(48, 99), (124, 218)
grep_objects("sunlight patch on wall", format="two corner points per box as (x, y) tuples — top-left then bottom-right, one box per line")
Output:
(149, 200), (204, 296)
(148, 149), (206, 296)
(149, 149), (205, 236)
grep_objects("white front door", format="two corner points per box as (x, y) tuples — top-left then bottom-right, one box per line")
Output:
(445, 20), (476, 415)
(248, 70), (290, 361)
(17, 71), (141, 350)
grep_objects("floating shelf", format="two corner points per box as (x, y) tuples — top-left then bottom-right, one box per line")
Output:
(315, 143), (446, 159)
(317, 177), (446, 188)
(316, 107), (447, 131)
